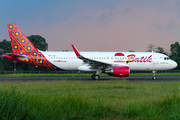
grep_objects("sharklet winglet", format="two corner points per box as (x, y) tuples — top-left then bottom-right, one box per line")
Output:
(71, 44), (81, 57)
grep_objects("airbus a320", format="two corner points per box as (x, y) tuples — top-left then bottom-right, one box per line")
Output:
(3, 23), (177, 80)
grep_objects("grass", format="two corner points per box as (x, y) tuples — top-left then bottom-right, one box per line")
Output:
(0, 80), (180, 119)
(0, 72), (180, 77)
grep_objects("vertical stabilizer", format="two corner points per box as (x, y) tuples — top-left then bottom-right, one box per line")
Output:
(7, 23), (39, 54)
(6, 23), (56, 69)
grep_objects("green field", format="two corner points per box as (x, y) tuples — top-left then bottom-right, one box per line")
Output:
(0, 72), (180, 77)
(0, 80), (180, 119)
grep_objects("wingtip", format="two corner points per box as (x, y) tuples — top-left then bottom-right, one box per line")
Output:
(71, 44), (81, 57)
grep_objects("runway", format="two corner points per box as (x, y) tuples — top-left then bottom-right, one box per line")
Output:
(0, 76), (179, 82)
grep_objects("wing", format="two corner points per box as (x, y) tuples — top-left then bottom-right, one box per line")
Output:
(71, 45), (126, 70)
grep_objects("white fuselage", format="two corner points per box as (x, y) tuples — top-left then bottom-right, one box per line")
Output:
(41, 51), (177, 71)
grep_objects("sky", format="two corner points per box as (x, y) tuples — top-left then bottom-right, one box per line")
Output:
(1, 0), (180, 52)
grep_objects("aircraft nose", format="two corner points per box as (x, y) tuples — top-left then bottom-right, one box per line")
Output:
(170, 60), (177, 69)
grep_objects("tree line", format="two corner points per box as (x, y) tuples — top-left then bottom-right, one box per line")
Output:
(0, 35), (180, 71)
(145, 43), (180, 69)
(0, 35), (50, 71)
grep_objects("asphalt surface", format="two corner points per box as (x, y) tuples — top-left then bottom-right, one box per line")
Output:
(0, 76), (179, 82)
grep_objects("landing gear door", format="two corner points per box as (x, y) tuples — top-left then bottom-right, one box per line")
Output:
(153, 54), (159, 64)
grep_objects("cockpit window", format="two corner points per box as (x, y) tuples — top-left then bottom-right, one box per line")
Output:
(164, 57), (170, 60)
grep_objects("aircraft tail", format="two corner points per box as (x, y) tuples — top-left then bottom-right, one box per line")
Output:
(7, 23), (38, 54)
(5, 23), (56, 69)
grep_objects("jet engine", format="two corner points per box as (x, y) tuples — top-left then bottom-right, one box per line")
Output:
(106, 66), (130, 77)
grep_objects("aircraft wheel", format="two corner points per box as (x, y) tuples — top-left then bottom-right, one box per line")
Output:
(91, 74), (95, 80)
(152, 76), (156, 80)
(94, 75), (100, 80)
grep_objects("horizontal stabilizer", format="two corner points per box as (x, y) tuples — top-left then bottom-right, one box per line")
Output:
(5, 53), (28, 60)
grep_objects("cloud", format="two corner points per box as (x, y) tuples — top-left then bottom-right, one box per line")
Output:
(38, 1), (180, 53)
(1, 0), (180, 53)
(121, 8), (130, 14)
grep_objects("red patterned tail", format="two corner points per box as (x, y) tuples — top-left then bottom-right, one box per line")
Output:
(6, 23), (56, 69)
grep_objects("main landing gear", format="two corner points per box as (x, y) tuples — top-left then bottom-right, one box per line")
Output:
(92, 74), (100, 80)
(152, 71), (156, 80)
(91, 71), (101, 80)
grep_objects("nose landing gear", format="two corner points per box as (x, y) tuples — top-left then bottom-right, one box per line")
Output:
(152, 71), (156, 80)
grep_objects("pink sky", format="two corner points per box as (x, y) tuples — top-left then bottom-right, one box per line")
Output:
(39, 1), (180, 52)
(1, 0), (180, 53)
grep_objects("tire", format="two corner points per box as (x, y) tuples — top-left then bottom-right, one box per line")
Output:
(152, 76), (156, 80)
(94, 75), (100, 80)
(91, 74), (95, 80)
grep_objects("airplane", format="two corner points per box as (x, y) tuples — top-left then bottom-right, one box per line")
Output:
(2, 23), (177, 80)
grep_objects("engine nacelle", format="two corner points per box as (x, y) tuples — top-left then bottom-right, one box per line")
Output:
(106, 66), (130, 77)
